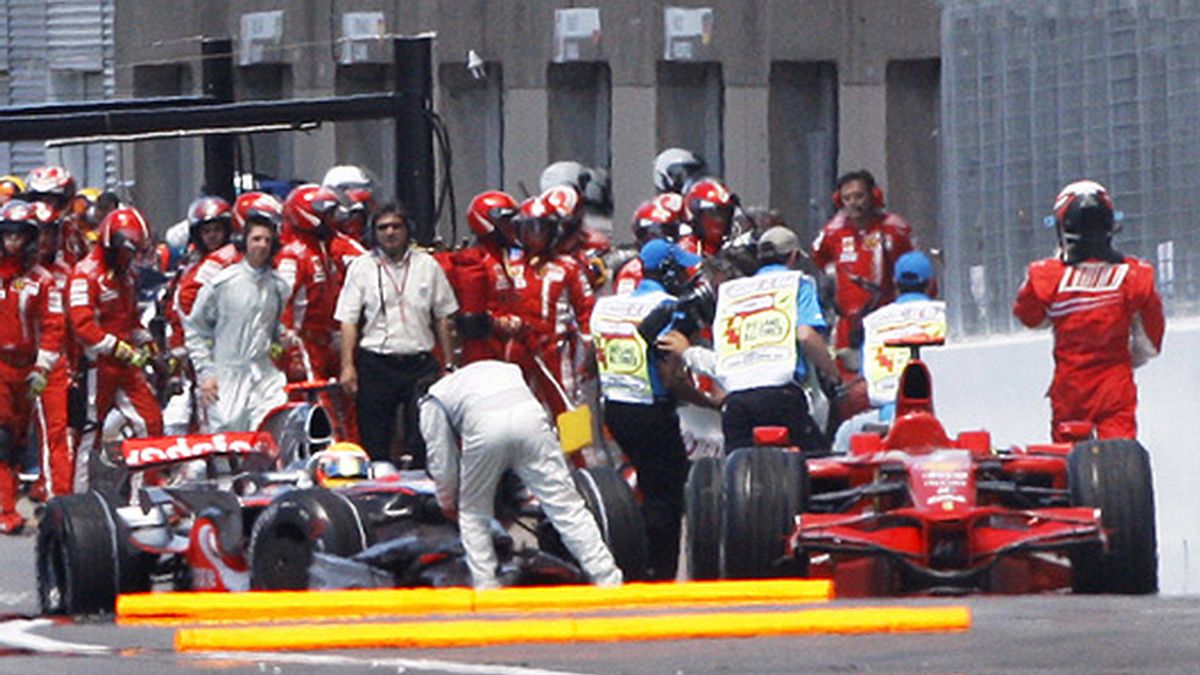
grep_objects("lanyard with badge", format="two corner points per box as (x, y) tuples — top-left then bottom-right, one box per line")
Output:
(375, 250), (410, 326)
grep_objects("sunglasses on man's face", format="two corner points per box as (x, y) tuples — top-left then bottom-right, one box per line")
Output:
(376, 219), (407, 232)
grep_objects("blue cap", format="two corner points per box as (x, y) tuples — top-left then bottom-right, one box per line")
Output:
(894, 251), (933, 285)
(639, 239), (702, 271)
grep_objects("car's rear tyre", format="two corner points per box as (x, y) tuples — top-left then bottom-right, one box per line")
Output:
(722, 447), (805, 579)
(249, 488), (370, 590)
(570, 466), (649, 581)
(37, 491), (151, 615)
(1068, 439), (1158, 594)
(685, 457), (724, 580)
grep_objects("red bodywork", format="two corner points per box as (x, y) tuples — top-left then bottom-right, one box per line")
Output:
(787, 356), (1104, 596)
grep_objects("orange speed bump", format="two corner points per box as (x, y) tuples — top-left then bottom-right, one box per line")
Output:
(120, 579), (832, 624)
(175, 605), (971, 652)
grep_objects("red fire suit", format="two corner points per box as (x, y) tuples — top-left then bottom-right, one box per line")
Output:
(30, 260), (73, 499)
(811, 211), (915, 350)
(276, 234), (339, 381)
(329, 232), (368, 285)
(68, 248), (164, 456)
(501, 252), (595, 417)
(1013, 256), (1164, 441)
(438, 246), (507, 365)
(0, 256), (64, 520)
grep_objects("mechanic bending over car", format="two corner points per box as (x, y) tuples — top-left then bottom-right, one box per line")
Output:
(336, 202), (459, 468)
(710, 226), (841, 453)
(418, 360), (622, 590)
(831, 251), (942, 453)
(1013, 180), (1164, 442)
(592, 239), (723, 581)
(184, 216), (291, 433)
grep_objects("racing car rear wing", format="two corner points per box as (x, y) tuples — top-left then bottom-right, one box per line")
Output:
(120, 432), (265, 469)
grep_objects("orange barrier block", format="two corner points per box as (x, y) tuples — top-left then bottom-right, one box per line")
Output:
(120, 579), (833, 624)
(118, 587), (474, 624)
(175, 605), (971, 652)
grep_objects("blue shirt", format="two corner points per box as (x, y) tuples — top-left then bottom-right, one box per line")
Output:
(633, 278), (676, 398)
(754, 264), (826, 381)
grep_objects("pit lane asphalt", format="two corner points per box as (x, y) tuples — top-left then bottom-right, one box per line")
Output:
(4, 516), (1200, 673)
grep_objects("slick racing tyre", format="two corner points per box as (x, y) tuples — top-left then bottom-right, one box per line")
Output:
(37, 491), (154, 615)
(722, 447), (806, 579)
(249, 488), (370, 590)
(570, 466), (649, 581)
(1068, 439), (1158, 594)
(685, 456), (724, 580)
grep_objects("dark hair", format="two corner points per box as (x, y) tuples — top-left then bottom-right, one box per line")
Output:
(897, 279), (929, 295)
(98, 191), (121, 210)
(243, 219), (276, 239)
(370, 201), (410, 230)
(835, 170), (877, 193)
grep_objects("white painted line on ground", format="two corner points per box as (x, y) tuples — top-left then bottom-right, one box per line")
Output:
(0, 619), (109, 653)
(192, 651), (593, 675)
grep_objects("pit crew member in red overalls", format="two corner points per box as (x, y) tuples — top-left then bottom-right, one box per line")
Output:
(276, 184), (342, 382)
(442, 190), (520, 365)
(23, 193), (81, 500)
(502, 194), (595, 418)
(0, 201), (66, 529)
(1013, 180), (1164, 442)
(68, 207), (163, 487)
(811, 170), (915, 361)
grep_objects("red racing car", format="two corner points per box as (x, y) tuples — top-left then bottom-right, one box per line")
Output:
(686, 336), (1157, 596)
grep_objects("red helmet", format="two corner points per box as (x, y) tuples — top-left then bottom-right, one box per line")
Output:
(1053, 179), (1117, 240)
(0, 200), (38, 236)
(335, 186), (374, 238)
(99, 207), (151, 254)
(25, 166), (77, 206)
(466, 190), (518, 239)
(283, 184), (340, 235)
(514, 195), (558, 255)
(539, 185), (583, 229)
(684, 178), (737, 246)
(233, 191), (284, 232)
(632, 193), (685, 244)
(186, 196), (233, 249)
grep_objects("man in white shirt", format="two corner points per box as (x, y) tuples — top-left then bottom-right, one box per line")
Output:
(335, 203), (458, 467)
(419, 360), (622, 590)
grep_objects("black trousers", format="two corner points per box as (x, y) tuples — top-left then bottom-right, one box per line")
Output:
(722, 383), (828, 454)
(355, 349), (440, 467)
(604, 399), (690, 581)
